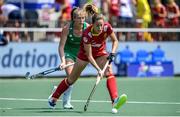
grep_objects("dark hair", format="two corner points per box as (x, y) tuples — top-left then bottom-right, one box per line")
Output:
(71, 7), (78, 21)
(92, 13), (104, 24)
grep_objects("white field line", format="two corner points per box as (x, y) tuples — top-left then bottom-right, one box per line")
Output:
(0, 97), (180, 105)
(0, 108), (12, 110)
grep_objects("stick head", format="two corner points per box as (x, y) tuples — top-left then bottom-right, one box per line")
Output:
(25, 72), (31, 79)
(84, 105), (87, 111)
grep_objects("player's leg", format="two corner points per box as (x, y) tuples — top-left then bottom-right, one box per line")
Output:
(48, 58), (88, 109)
(62, 59), (74, 109)
(96, 55), (127, 113)
(48, 59), (74, 109)
(95, 55), (118, 100)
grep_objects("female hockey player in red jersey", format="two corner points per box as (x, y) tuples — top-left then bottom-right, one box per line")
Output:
(48, 13), (127, 113)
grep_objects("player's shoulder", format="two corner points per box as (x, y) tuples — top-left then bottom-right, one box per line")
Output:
(83, 25), (92, 38)
(84, 22), (90, 27)
(103, 22), (113, 31)
(104, 22), (112, 27)
(84, 25), (92, 33)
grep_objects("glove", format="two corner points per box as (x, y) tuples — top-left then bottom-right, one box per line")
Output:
(107, 53), (115, 64)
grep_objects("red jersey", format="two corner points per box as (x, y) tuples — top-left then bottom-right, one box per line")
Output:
(109, 0), (120, 16)
(166, 4), (179, 26)
(151, 4), (167, 27)
(59, 5), (72, 21)
(78, 23), (113, 61)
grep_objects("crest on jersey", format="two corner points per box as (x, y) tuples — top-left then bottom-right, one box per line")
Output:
(83, 37), (88, 43)
(104, 25), (108, 32)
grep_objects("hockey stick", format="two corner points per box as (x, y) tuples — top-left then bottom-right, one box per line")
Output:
(84, 61), (109, 111)
(25, 63), (75, 79)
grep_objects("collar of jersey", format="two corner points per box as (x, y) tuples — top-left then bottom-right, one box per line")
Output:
(91, 27), (101, 36)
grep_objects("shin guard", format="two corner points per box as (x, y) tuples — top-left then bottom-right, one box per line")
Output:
(106, 74), (118, 102)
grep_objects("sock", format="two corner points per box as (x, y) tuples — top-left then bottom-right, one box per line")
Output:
(106, 73), (118, 102)
(52, 78), (70, 99)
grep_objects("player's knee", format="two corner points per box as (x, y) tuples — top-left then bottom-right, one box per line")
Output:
(106, 73), (115, 79)
(105, 67), (113, 77)
(67, 77), (75, 85)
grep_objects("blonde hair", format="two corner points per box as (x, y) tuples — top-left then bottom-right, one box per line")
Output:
(83, 3), (99, 16)
(71, 7), (86, 20)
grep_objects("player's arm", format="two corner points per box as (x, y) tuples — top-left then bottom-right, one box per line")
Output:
(83, 38), (101, 72)
(106, 31), (118, 64)
(58, 23), (70, 65)
(174, 5), (180, 17)
(159, 6), (167, 18)
(106, 23), (118, 54)
(109, 31), (118, 54)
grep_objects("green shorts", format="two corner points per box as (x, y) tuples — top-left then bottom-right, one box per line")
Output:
(64, 50), (77, 62)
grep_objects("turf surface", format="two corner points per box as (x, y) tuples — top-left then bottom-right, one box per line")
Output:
(0, 77), (180, 116)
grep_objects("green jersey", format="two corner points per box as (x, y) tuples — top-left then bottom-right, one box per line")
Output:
(64, 21), (87, 61)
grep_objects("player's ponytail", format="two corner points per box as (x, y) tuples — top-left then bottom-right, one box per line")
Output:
(83, 3), (99, 16)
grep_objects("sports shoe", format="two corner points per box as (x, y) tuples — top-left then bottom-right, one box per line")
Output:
(63, 103), (74, 109)
(48, 86), (57, 109)
(48, 98), (56, 109)
(112, 94), (127, 113)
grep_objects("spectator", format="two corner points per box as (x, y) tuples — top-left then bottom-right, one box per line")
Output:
(151, 0), (167, 28)
(166, 0), (180, 41)
(108, 0), (120, 27)
(4, 19), (21, 42)
(41, 4), (52, 22)
(134, 0), (152, 42)
(56, 0), (72, 27)
(166, 0), (180, 27)
(151, 0), (167, 41)
(24, 9), (39, 41)
(118, 0), (135, 41)
(0, 0), (7, 27)
(1, 2), (22, 23)
(101, 0), (110, 21)
(135, 0), (152, 28)
(1, 1), (22, 42)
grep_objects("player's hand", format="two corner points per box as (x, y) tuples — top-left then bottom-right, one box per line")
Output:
(97, 69), (104, 78)
(107, 53), (116, 64)
(59, 62), (66, 70)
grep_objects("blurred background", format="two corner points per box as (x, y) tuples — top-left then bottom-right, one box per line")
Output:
(0, 0), (180, 78)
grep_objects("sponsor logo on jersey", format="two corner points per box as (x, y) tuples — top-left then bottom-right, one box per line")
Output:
(92, 43), (102, 47)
